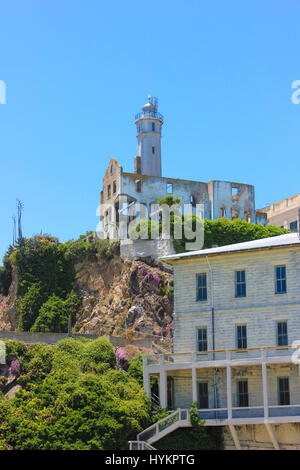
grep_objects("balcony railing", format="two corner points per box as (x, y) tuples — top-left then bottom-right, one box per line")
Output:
(144, 345), (298, 366)
(199, 405), (300, 420)
(135, 111), (164, 121)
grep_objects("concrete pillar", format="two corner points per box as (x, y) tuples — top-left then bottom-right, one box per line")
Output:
(226, 365), (232, 420)
(228, 424), (241, 450)
(262, 361), (269, 418)
(159, 355), (167, 409)
(143, 355), (151, 398)
(192, 367), (197, 403)
(265, 423), (280, 450)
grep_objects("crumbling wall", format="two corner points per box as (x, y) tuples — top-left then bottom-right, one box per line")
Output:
(209, 180), (256, 222)
(120, 238), (175, 260)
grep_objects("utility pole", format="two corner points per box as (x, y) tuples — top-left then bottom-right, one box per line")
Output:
(16, 199), (24, 240)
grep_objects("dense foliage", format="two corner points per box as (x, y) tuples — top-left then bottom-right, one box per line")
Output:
(0, 338), (151, 450)
(0, 235), (119, 332)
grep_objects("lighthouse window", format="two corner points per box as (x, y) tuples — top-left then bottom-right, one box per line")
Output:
(152, 122), (155, 132)
(152, 146), (155, 154)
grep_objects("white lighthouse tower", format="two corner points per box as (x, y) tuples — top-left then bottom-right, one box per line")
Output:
(135, 96), (164, 177)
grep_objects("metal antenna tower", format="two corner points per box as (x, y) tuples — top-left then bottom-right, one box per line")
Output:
(16, 199), (24, 240)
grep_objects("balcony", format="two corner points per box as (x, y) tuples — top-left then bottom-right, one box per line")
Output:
(144, 345), (298, 370)
(142, 345), (300, 430)
(135, 111), (164, 121)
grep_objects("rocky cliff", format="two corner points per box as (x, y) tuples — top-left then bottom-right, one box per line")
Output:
(74, 257), (173, 338)
(0, 252), (174, 340)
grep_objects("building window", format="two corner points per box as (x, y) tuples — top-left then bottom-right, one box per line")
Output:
(236, 325), (247, 349)
(107, 185), (111, 199)
(197, 328), (207, 352)
(277, 321), (288, 346)
(275, 265), (287, 294)
(237, 380), (249, 407)
(231, 208), (239, 220)
(167, 183), (173, 194)
(232, 187), (239, 199)
(110, 164), (113, 175)
(135, 179), (142, 193)
(152, 122), (155, 132)
(190, 195), (196, 207)
(152, 146), (155, 154)
(235, 270), (246, 298)
(278, 377), (290, 405)
(198, 382), (209, 409)
(220, 207), (226, 218)
(244, 211), (251, 223)
(113, 181), (116, 194)
(290, 221), (298, 232)
(197, 274), (207, 301)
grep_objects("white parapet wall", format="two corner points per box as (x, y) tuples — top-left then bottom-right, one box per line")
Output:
(120, 238), (176, 260)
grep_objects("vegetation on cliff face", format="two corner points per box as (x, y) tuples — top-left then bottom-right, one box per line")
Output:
(0, 234), (174, 337)
(0, 337), (152, 450)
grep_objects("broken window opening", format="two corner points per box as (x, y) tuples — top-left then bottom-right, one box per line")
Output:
(244, 211), (251, 223)
(107, 185), (111, 199)
(190, 195), (197, 207)
(220, 207), (226, 218)
(113, 181), (117, 194)
(167, 183), (173, 194)
(232, 187), (239, 200)
(231, 208), (239, 220)
(135, 179), (142, 193)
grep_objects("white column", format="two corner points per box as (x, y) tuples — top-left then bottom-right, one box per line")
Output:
(229, 424), (241, 450)
(159, 355), (167, 409)
(192, 367), (197, 404)
(262, 361), (269, 418)
(226, 364), (232, 421)
(265, 423), (280, 450)
(143, 355), (151, 398)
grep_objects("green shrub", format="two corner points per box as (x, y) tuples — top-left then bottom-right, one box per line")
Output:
(0, 338), (151, 450)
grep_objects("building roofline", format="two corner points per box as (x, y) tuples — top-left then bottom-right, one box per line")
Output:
(159, 233), (299, 264)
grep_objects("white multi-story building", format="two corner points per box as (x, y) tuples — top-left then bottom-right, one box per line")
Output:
(140, 233), (300, 450)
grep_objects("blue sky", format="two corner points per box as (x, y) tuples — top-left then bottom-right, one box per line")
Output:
(0, 0), (299, 261)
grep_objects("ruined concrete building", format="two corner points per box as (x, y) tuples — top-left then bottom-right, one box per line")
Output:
(100, 96), (267, 248)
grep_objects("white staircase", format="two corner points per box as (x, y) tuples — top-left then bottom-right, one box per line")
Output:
(130, 409), (191, 449)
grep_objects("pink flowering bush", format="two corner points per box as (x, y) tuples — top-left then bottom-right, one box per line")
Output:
(145, 271), (161, 287)
(165, 322), (173, 332)
(10, 359), (21, 376)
